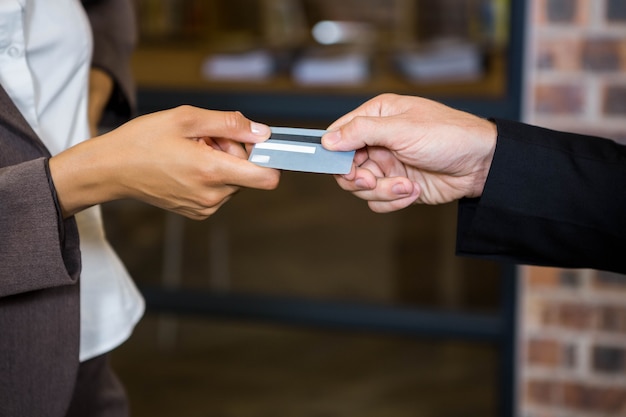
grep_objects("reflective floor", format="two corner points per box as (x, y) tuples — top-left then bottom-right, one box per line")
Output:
(104, 170), (502, 417)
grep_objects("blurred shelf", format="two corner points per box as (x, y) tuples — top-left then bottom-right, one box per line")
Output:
(131, 0), (524, 123)
(132, 47), (517, 126)
(132, 47), (506, 98)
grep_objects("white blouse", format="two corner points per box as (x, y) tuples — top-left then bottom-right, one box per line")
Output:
(0, 0), (144, 361)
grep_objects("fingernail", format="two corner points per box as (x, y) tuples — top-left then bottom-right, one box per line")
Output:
(355, 178), (368, 189)
(323, 130), (341, 146)
(392, 183), (409, 195)
(251, 122), (270, 136)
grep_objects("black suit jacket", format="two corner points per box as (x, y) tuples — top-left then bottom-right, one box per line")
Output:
(457, 119), (626, 275)
(0, 1), (136, 415)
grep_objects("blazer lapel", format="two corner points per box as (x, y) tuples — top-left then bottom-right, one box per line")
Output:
(0, 84), (51, 160)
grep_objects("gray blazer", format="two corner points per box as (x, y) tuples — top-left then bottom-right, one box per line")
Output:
(0, 0), (136, 415)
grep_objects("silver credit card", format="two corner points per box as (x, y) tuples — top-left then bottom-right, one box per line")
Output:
(248, 127), (355, 174)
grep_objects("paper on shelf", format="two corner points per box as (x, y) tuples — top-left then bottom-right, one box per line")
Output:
(201, 50), (275, 81)
(292, 52), (369, 86)
(395, 42), (483, 83)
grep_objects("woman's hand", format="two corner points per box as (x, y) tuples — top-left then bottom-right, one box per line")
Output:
(50, 106), (280, 220)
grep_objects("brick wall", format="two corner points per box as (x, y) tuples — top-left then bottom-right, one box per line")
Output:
(520, 0), (626, 416)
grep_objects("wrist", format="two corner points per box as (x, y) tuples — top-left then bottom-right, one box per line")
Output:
(49, 136), (121, 217)
(469, 118), (497, 198)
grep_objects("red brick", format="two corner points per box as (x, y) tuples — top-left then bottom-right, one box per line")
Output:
(557, 302), (595, 329)
(594, 270), (626, 291)
(534, 83), (585, 115)
(540, 302), (560, 326)
(597, 305), (626, 333)
(526, 378), (561, 406)
(527, 338), (562, 367)
(536, 36), (582, 71)
(582, 38), (623, 72)
(539, 301), (595, 330)
(604, 84), (626, 116)
(562, 382), (626, 413)
(527, 338), (578, 369)
(527, 266), (561, 288)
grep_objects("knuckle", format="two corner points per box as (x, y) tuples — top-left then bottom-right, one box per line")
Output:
(377, 93), (400, 105)
(379, 92), (398, 100)
(349, 115), (370, 132)
(196, 188), (233, 211)
(254, 171), (281, 191)
(187, 213), (206, 221)
(171, 105), (196, 126)
(264, 172), (281, 190)
(198, 206), (218, 219)
(223, 111), (245, 132)
(196, 193), (219, 209)
(173, 104), (194, 115)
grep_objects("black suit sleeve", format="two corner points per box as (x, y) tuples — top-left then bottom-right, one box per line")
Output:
(456, 119), (626, 274)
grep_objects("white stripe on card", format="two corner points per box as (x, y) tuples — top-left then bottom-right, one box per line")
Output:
(255, 142), (316, 154)
(250, 154), (271, 163)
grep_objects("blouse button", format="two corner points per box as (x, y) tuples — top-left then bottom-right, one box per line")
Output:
(7, 46), (21, 58)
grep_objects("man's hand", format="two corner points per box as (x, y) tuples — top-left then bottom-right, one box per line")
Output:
(322, 94), (497, 213)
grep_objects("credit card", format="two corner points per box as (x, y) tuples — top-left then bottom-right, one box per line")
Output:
(248, 127), (355, 174)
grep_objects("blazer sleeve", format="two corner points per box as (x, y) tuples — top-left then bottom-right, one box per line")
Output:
(456, 119), (626, 274)
(82, 0), (138, 126)
(0, 158), (81, 297)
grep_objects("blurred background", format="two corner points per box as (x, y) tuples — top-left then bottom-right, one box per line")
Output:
(104, 1), (626, 416)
